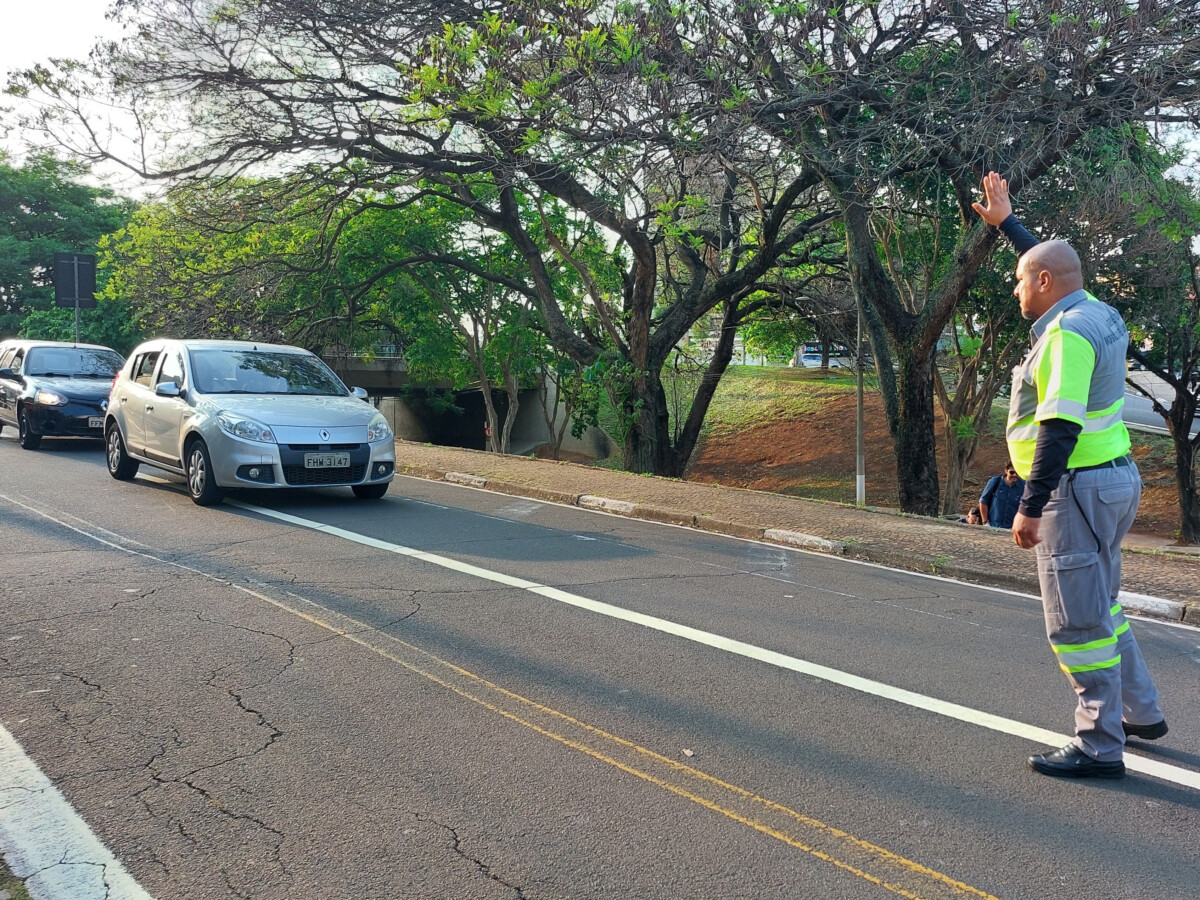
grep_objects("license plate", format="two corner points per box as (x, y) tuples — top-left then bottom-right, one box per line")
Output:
(304, 452), (350, 469)
(87, 417), (103, 428)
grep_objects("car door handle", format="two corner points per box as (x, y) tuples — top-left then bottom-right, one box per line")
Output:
(145, 405), (154, 413)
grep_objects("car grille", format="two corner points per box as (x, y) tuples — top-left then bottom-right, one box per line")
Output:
(282, 463), (367, 486)
(286, 443), (361, 452)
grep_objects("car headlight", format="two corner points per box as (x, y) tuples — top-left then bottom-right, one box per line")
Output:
(367, 413), (393, 443)
(35, 389), (68, 406)
(216, 412), (276, 443)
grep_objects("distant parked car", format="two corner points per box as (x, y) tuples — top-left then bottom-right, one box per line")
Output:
(0, 339), (125, 449)
(798, 353), (849, 369)
(105, 339), (395, 505)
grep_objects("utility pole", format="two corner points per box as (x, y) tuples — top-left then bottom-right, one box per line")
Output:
(856, 304), (865, 507)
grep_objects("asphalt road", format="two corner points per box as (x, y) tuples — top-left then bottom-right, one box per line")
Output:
(1, 434), (1199, 899)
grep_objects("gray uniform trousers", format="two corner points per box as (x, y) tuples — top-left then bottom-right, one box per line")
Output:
(1035, 461), (1163, 761)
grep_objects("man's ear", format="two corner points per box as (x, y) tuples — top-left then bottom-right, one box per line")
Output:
(1038, 268), (1053, 292)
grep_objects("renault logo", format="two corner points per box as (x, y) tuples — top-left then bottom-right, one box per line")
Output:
(320, 429), (331, 441)
(100, 399), (108, 411)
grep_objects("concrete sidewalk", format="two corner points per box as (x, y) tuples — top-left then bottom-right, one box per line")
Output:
(392, 441), (1200, 625)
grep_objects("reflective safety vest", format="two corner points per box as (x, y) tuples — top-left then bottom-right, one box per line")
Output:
(1006, 290), (1131, 480)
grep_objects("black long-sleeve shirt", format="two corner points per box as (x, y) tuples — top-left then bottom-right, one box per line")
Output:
(996, 215), (1079, 518)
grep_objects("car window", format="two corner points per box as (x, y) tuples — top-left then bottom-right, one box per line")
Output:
(155, 352), (185, 387)
(25, 347), (124, 378)
(10, 351), (24, 375)
(133, 351), (161, 387)
(188, 349), (346, 395)
(0, 347), (13, 370)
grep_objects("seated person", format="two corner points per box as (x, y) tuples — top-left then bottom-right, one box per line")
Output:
(979, 461), (1025, 529)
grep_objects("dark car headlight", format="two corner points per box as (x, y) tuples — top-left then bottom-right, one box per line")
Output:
(34, 389), (68, 407)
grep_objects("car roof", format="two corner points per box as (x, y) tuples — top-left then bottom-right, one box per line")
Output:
(135, 339), (311, 354)
(0, 339), (119, 352)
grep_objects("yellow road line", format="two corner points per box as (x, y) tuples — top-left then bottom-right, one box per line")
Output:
(252, 587), (1001, 900)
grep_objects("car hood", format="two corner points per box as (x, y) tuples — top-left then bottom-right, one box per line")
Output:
(33, 376), (114, 398)
(200, 394), (376, 427)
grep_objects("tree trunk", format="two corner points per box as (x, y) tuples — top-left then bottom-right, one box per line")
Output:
(622, 368), (671, 474)
(537, 370), (567, 461)
(941, 431), (981, 517)
(481, 386), (501, 453)
(891, 343), (941, 516)
(1170, 395), (1200, 544)
(499, 368), (519, 455)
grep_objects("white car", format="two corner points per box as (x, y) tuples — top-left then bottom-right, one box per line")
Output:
(105, 339), (395, 505)
(798, 353), (849, 368)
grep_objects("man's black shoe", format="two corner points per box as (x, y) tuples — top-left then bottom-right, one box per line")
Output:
(1123, 719), (1169, 741)
(1029, 744), (1125, 779)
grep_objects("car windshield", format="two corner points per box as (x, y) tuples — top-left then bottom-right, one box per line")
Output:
(25, 347), (124, 377)
(188, 349), (347, 396)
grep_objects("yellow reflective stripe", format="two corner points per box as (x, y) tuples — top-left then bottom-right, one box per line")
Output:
(1111, 603), (1131, 637)
(1053, 634), (1120, 672)
(1091, 398), (1124, 419)
(1080, 405), (1124, 434)
(1053, 635), (1118, 653)
(1060, 655), (1122, 674)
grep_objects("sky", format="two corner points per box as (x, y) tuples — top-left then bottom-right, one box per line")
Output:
(0, 1), (142, 186)
(0, 0), (120, 82)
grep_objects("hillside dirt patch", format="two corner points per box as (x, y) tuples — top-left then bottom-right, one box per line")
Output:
(685, 390), (1182, 541)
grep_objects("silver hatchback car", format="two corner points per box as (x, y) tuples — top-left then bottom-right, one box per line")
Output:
(105, 339), (395, 505)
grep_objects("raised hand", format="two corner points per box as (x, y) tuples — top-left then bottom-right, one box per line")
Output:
(971, 171), (1012, 226)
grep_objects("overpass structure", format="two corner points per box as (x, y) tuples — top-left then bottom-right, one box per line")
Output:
(322, 354), (410, 394)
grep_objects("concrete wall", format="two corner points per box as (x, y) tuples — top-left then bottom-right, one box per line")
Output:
(378, 397), (431, 443)
(378, 378), (618, 460)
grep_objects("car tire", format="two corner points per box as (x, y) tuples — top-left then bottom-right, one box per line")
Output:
(186, 440), (224, 506)
(352, 483), (389, 500)
(17, 407), (41, 450)
(106, 424), (140, 480)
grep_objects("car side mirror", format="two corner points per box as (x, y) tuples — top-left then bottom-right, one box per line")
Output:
(350, 386), (369, 401)
(0, 368), (14, 380)
(154, 382), (183, 398)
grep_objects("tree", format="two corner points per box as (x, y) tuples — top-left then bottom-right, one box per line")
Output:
(20, 0), (837, 477)
(0, 153), (133, 339)
(1127, 241), (1200, 543)
(695, 1), (1200, 514)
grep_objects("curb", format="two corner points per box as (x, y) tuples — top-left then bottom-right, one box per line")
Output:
(396, 465), (1189, 625)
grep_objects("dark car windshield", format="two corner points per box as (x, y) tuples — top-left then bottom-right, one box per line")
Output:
(188, 349), (347, 396)
(25, 347), (124, 377)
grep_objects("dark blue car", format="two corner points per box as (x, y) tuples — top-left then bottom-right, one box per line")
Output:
(0, 340), (125, 450)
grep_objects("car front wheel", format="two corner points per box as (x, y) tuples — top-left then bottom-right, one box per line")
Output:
(17, 407), (41, 450)
(352, 483), (389, 500)
(186, 440), (224, 506)
(106, 425), (140, 480)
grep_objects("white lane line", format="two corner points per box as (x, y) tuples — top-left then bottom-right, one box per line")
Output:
(0, 724), (154, 900)
(230, 500), (1200, 791)
(398, 474), (1200, 633)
